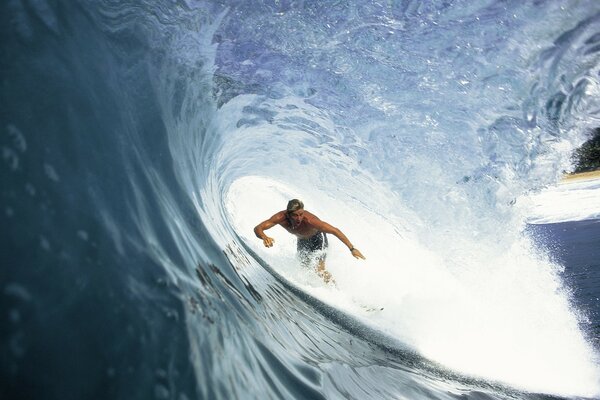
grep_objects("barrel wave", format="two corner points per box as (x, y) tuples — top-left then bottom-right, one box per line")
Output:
(2, 1), (600, 399)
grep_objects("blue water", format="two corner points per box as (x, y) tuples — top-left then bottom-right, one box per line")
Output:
(2, 1), (600, 399)
(528, 218), (600, 349)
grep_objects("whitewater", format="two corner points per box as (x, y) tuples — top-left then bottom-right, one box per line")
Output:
(2, 1), (600, 399)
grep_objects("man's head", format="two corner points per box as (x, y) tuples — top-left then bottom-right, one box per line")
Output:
(287, 199), (304, 213)
(286, 199), (304, 228)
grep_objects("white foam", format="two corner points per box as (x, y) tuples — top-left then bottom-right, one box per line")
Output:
(226, 175), (600, 398)
(522, 178), (600, 224)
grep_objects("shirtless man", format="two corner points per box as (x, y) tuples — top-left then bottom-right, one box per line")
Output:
(254, 199), (365, 283)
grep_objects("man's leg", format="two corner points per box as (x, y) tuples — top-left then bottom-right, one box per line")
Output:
(316, 258), (333, 283)
(299, 234), (333, 283)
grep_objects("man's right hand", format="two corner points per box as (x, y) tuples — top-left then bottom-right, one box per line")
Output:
(262, 236), (275, 248)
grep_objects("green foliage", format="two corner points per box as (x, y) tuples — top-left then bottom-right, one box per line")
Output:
(573, 128), (600, 173)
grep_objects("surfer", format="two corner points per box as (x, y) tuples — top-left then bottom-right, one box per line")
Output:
(254, 199), (365, 283)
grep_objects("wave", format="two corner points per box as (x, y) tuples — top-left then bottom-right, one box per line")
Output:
(3, 1), (600, 399)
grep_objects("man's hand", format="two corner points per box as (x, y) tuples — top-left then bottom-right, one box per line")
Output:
(262, 236), (275, 248)
(350, 248), (365, 260)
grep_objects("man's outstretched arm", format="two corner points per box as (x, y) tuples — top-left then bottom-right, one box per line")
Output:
(254, 212), (284, 248)
(311, 218), (366, 260)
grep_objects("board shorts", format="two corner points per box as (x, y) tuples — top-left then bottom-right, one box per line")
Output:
(297, 232), (328, 267)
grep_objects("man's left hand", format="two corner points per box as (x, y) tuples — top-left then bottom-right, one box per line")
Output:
(351, 248), (365, 260)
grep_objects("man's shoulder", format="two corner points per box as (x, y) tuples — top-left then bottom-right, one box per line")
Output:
(272, 210), (287, 222)
(303, 211), (322, 224)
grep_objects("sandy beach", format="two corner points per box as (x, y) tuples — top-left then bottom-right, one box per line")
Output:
(561, 169), (600, 183)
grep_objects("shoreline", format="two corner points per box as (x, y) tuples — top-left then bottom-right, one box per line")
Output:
(560, 169), (600, 183)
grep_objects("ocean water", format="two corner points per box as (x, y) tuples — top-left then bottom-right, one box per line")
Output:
(525, 178), (600, 353)
(2, 1), (600, 399)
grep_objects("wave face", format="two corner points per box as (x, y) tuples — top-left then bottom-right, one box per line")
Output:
(2, 1), (600, 399)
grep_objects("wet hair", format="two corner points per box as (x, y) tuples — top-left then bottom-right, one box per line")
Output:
(286, 199), (304, 213)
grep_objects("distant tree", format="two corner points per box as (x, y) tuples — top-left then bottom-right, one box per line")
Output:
(572, 128), (600, 173)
